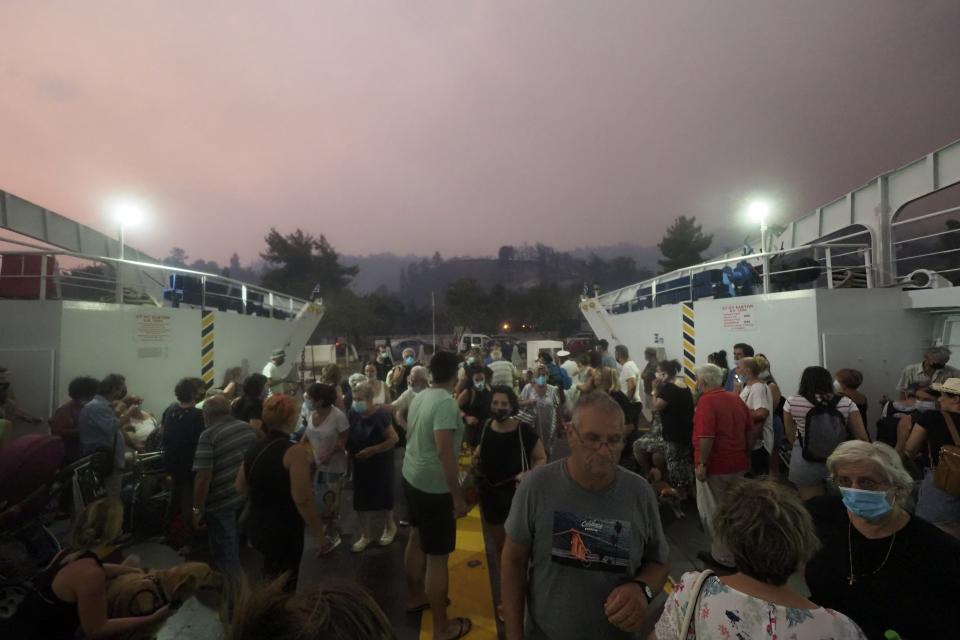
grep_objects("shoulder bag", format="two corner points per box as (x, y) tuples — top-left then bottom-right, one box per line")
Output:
(678, 569), (715, 639)
(931, 411), (960, 497)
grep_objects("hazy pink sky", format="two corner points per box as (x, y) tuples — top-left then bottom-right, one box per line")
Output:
(2, 1), (959, 264)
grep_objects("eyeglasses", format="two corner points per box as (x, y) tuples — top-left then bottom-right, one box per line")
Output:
(834, 475), (886, 491)
(570, 424), (624, 450)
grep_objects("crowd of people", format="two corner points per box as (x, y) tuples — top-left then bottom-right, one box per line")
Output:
(3, 338), (960, 639)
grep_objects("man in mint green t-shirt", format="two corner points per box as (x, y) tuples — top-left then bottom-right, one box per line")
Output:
(402, 351), (472, 640)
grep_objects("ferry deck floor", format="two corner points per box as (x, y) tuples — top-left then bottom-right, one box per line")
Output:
(145, 438), (808, 640)
(9, 431), (809, 640)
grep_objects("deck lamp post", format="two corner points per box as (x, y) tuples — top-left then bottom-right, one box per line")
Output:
(747, 200), (771, 293)
(111, 199), (146, 261)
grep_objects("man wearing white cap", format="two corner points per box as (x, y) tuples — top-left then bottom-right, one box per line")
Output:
(262, 348), (287, 396)
(558, 350), (581, 412)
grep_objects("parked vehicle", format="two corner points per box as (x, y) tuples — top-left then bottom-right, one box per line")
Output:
(458, 333), (491, 353)
(564, 331), (597, 354)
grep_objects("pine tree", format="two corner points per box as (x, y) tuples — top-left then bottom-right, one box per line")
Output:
(657, 215), (713, 273)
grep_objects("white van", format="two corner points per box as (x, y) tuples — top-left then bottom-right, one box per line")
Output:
(458, 333), (491, 353)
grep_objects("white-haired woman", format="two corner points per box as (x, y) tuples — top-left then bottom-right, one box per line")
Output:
(654, 479), (865, 639)
(805, 440), (960, 640)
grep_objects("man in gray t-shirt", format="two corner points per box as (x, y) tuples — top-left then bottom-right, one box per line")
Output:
(502, 392), (670, 640)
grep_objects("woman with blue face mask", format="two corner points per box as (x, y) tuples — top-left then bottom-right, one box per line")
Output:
(805, 440), (960, 640)
(457, 364), (492, 449)
(346, 382), (399, 553)
(518, 364), (561, 458)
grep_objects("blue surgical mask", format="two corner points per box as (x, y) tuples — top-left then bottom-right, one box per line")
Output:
(840, 487), (893, 521)
(404, 356), (415, 366)
(352, 400), (368, 414)
(536, 375), (547, 386)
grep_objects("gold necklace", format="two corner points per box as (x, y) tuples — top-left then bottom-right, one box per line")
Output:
(847, 521), (897, 586)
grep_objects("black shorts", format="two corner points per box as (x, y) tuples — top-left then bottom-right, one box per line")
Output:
(402, 478), (456, 555)
(478, 484), (516, 525)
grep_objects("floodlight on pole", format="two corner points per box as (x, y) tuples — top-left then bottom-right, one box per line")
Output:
(109, 199), (147, 260)
(746, 200), (771, 253)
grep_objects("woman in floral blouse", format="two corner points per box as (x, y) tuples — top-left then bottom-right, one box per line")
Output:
(654, 478), (866, 639)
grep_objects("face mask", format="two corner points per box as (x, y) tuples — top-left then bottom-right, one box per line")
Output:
(405, 356), (415, 366)
(655, 372), (667, 381)
(840, 487), (893, 521)
(352, 400), (368, 414)
(467, 357), (476, 365)
(833, 380), (843, 393)
(493, 409), (511, 422)
(759, 370), (771, 380)
(473, 380), (485, 390)
(536, 375), (547, 386)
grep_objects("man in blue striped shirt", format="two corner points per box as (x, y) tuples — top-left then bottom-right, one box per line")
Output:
(192, 395), (256, 597)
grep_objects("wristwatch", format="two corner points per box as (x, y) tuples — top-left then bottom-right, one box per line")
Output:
(631, 579), (654, 604)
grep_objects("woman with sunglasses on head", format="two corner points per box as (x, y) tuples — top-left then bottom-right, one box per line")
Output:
(805, 440), (960, 639)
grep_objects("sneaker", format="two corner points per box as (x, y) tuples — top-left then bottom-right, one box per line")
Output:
(351, 536), (372, 553)
(319, 534), (342, 556)
(378, 527), (397, 547)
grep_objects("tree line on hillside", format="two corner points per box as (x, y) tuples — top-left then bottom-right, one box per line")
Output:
(145, 215), (715, 343)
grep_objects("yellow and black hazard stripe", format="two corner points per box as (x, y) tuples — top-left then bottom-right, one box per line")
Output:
(201, 310), (215, 388)
(681, 302), (695, 390)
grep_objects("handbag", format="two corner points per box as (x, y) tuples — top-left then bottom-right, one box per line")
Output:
(931, 411), (960, 497)
(678, 569), (715, 639)
(465, 419), (531, 502)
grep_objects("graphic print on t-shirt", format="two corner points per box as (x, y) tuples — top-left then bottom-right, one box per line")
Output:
(551, 511), (631, 573)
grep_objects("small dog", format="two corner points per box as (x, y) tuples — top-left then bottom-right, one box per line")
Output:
(106, 561), (223, 639)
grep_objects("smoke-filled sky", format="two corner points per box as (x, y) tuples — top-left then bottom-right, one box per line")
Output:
(2, 1), (959, 264)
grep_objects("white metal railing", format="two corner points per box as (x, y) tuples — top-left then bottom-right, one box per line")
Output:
(591, 242), (873, 313)
(891, 203), (960, 281)
(0, 239), (309, 317)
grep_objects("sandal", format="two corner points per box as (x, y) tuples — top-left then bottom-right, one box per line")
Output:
(444, 617), (472, 639)
(405, 598), (451, 614)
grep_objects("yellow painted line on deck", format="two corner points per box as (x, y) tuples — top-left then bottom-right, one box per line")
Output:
(419, 506), (497, 640)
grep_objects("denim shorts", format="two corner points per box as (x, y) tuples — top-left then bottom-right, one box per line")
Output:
(917, 468), (960, 527)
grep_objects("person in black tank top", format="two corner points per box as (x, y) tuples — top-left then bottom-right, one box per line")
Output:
(237, 394), (333, 590)
(474, 386), (547, 621)
(18, 498), (169, 639)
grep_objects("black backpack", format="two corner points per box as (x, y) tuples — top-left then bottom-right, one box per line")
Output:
(799, 396), (848, 463)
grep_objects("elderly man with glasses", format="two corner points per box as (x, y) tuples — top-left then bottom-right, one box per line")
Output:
(500, 392), (670, 640)
(897, 346), (958, 400)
